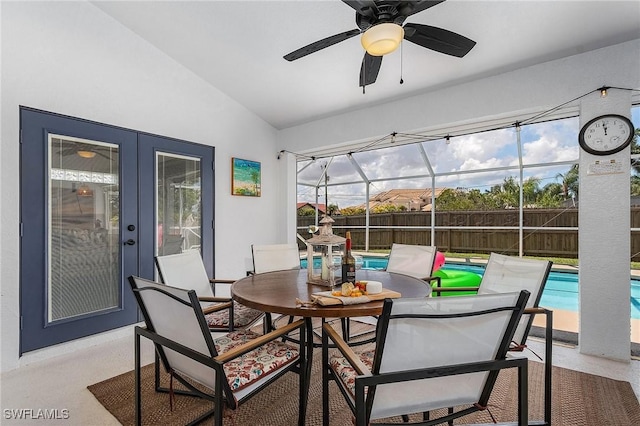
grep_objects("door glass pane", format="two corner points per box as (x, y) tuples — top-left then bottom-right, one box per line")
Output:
(156, 153), (202, 256)
(48, 135), (120, 322)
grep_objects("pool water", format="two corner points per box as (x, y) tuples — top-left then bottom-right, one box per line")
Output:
(301, 257), (640, 319)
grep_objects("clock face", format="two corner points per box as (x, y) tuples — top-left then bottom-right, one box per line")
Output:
(578, 114), (634, 156)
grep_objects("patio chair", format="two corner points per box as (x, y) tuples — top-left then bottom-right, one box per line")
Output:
(344, 244), (440, 342)
(251, 243), (301, 274)
(386, 243), (439, 281)
(155, 250), (264, 333)
(128, 276), (307, 426)
(250, 243), (301, 331)
(322, 291), (531, 426)
(432, 252), (553, 425)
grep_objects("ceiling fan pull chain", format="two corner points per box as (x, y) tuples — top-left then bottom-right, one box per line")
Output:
(400, 42), (404, 85)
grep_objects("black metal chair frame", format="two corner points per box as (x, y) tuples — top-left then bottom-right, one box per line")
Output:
(129, 277), (308, 426)
(322, 291), (531, 426)
(431, 257), (553, 426)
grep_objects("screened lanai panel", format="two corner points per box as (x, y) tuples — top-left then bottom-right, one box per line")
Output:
(367, 177), (434, 208)
(434, 166), (520, 198)
(297, 156), (365, 186)
(519, 117), (579, 165)
(351, 143), (430, 180)
(329, 182), (367, 211)
(523, 163), (579, 211)
(433, 168), (523, 227)
(324, 155), (362, 184)
(297, 159), (320, 185)
(422, 128), (518, 174)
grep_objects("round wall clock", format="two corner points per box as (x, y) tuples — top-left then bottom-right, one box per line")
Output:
(578, 114), (634, 156)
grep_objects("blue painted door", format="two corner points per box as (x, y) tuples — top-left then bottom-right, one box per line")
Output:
(20, 108), (214, 353)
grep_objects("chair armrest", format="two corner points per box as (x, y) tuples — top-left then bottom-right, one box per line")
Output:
(210, 278), (235, 284)
(199, 296), (232, 302)
(202, 300), (233, 315)
(322, 322), (372, 377)
(430, 286), (480, 294)
(208, 278), (235, 296)
(423, 276), (441, 287)
(524, 307), (546, 314)
(214, 319), (305, 364)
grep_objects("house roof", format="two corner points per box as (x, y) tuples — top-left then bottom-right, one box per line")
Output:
(349, 188), (446, 211)
(297, 202), (327, 213)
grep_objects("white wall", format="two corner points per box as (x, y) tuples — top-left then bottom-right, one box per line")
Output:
(278, 39), (640, 362)
(0, 2), (284, 372)
(579, 89), (632, 361)
(278, 40), (640, 152)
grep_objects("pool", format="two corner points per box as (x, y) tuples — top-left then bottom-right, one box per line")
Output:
(301, 257), (640, 319)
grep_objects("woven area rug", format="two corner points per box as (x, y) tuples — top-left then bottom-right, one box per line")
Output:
(88, 348), (640, 426)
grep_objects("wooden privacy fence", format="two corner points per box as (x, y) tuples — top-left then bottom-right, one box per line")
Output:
(298, 208), (640, 261)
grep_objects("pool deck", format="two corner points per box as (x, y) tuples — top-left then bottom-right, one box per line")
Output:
(531, 308), (640, 345)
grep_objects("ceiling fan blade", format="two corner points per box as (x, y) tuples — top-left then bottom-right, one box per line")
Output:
(397, 1), (447, 18)
(403, 23), (476, 57)
(359, 53), (383, 87)
(342, 0), (378, 17)
(284, 29), (361, 61)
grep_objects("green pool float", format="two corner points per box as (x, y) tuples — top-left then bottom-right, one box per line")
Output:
(432, 269), (482, 296)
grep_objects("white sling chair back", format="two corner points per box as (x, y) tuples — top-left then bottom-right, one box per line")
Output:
(155, 250), (263, 332)
(386, 243), (437, 279)
(251, 243), (301, 274)
(156, 249), (214, 297)
(251, 243), (301, 331)
(129, 276), (306, 426)
(322, 291), (530, 425)
(477, 252), (552, 347)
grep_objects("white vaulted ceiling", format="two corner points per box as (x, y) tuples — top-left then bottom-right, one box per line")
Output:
(92, 1), (640, 130)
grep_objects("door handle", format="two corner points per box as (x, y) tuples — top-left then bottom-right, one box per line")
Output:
(124, 239), (136, 246)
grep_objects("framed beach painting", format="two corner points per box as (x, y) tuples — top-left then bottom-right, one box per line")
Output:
(231, 157), (261, 197)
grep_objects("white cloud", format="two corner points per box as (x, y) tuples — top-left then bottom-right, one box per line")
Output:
(297, 116), (583, 208)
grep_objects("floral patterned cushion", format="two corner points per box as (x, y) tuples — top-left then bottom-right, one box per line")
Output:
(205, 301), (263, 329)
(329, 350), (375, 399)
(214, 330), (300, 392)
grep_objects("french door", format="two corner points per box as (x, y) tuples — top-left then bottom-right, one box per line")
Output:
(20, 108), (214, 354)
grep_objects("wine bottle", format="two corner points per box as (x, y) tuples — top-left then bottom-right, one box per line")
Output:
(341, 231), (356, 284)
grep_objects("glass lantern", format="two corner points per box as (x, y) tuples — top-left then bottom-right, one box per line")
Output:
(306, 215), (345, 287)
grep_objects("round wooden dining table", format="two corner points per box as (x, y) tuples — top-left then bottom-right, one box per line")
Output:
(231, 268), (431, 318)
(231, 268), (431, 425)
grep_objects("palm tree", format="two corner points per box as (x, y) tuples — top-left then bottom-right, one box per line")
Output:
(556, 164), (579, 199)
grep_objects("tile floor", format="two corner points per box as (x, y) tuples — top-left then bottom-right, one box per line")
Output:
(1, 326), (638, 425)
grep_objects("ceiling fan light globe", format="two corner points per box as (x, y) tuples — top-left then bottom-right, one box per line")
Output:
(361, 23), (404, 56)
(77, 149), (97, 159)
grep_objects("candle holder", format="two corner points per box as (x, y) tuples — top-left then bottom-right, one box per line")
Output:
(306, 215), (345, 287)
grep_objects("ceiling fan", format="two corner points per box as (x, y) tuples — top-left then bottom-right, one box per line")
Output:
(283, 0), (476, 88)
